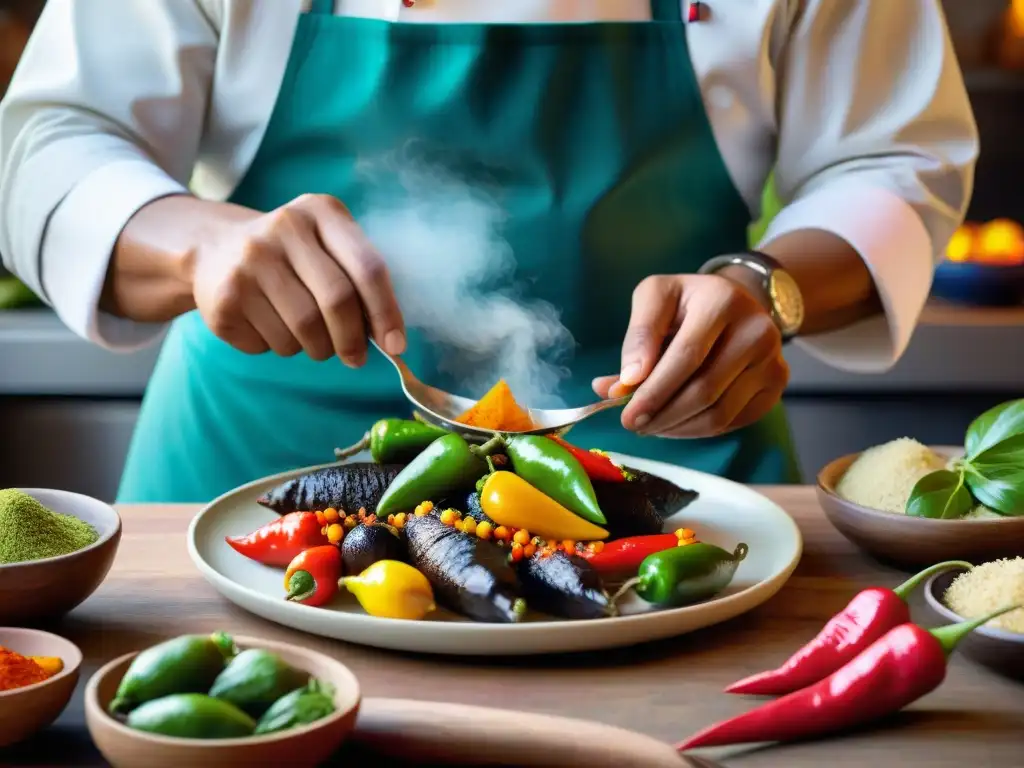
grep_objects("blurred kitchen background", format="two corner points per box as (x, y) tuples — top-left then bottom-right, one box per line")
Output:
(2, 0), (1024, 500)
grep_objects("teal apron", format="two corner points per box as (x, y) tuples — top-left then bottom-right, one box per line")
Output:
(118, 0), (800, 503)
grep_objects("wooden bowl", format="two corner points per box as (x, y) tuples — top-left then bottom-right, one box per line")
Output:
(85, 635), (361, 768)
(923, 567), (1024, 682)
(0, 628), (83, 747)
(0, 488), (121, 624)
(816, 453), (1024, 570)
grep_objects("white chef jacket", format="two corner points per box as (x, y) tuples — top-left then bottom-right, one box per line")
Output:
(0, 0), (978, 373)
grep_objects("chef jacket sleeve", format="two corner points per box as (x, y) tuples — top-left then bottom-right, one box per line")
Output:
(0, 0), (219, 350)
(760, 0), (979, 372)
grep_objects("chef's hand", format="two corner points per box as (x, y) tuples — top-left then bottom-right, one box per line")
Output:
(592, 274), (789, 438)
(192, 194), (405, 366)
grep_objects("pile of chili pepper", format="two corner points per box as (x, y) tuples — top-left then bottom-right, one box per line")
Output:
(370, 429), (617, 536)
(678, 561), (1019, 752)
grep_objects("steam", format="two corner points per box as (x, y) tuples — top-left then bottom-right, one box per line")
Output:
(357, 149), (575, 408)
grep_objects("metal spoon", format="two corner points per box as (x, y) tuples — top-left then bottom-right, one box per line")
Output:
(370, 339), (631, 439)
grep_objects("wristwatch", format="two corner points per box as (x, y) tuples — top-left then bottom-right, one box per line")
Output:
(698, 251), (805, 341)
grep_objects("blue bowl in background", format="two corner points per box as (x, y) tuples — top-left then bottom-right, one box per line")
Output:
(931, 260), (1024, 306)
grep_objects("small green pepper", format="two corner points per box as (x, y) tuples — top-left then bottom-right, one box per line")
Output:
(615, 542), (749, 608)
(334, 418), (450, 464)
(208, 648), (310, 717)
(126, 693), (256, 739)
(254, 681), (337, 735)
(376, 433), (493, 516)
(503, 435), (606, 525)
(109, 632), (237, 715)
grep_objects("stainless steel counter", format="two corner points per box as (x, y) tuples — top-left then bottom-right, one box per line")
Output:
(3, 304), (1024, 396)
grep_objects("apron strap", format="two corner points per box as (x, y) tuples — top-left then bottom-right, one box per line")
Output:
(308, 0), (334, 15)
(650, 0), (685, 22)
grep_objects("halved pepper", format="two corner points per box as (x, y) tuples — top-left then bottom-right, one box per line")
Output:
(376, 433), (492, 517)
(503, 435), (606, 525)
(479, 471), (609, 541)
(333, 418), (450, 464)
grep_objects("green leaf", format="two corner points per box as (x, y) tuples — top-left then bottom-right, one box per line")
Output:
(965, 399), (1024, 459)
(905, 470), (974, 520)
(965, 465), (1024, 516)
(970, 433), (1024, 468)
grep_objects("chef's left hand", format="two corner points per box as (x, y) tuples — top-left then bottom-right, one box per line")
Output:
(592, 273), (789, 438)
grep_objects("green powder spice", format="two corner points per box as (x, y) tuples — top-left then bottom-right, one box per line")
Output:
(0, 489), (99, 564)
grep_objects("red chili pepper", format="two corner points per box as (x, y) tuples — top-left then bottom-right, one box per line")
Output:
(226, 511), (330, 567)
(578, 533), (682, 572)
(724, 560), (972, 696)
(548, 437), (626, 483)
(679, 605), (1018, 751)
(283, 545), (343, 607)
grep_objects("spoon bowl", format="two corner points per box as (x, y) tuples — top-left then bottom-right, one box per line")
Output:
(372, 341), (631, 438)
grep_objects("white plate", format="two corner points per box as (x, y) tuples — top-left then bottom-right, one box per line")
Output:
(188, 454), (802, 655)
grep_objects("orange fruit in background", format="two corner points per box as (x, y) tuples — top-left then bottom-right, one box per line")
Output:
(945, 224), (978, 263)
(976, 219), (1024, 266)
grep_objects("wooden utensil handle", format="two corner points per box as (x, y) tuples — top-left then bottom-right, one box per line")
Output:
(352, 698), (684, 767)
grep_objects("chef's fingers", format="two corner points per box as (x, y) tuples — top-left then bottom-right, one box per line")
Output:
(729, 385), (785, 432)
(618, 276), (681, 389)
(592, 375), (618, 399)
(278, 215), (368, 364)
(243, 291), (302, 357)
(212, 316), (270, 355)
(639, 312), (780, 434)
(255, 254), (336, 362)
(623, 280), (732, 431)
(661, 357), (784, 438)
(303, 195), (407, 357)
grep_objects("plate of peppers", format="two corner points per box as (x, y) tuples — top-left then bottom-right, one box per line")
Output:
(188, 395), (801, 655)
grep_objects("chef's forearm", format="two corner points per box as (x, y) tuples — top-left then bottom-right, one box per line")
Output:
(722, 229), (883, 335)
(99, 195), (250, 322)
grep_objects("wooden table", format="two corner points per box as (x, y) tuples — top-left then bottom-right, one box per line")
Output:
(4, 489), (1022, 767)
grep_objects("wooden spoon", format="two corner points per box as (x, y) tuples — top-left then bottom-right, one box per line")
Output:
(351, 698), (684, 767)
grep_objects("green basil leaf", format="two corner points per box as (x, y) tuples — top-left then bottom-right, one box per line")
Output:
(970, 432), (1024, 469)
(965, 466), (1024, 516)
(905, 470), (974, 520)
(965, 399), (1024, 459)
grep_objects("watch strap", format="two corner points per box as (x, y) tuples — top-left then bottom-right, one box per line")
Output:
(698, 251), (801, 340)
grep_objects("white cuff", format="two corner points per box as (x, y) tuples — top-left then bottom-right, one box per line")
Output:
(41, 159), (187, 351)
(759, 181), (934, 373)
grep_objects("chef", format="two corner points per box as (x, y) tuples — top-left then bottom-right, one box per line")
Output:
(0, 0), (977, 502)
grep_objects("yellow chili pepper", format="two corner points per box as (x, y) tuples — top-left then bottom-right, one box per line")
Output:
(338, 560), (436, 620)
(479, 471), (609, 542)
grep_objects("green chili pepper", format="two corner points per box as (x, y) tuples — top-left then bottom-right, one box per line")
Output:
(613, 542), (749, 608)
(334, 418), (450, 464)
(109, 632), (237, 715)
(208, 648), (310, 717)
(254, 681), (337, 735)
(503, 435), (606, 525)
(126, 694), (256, 739)
(376, 433), (495, 516)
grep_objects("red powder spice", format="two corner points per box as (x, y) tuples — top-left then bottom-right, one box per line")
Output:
(0, 648), (50, 692)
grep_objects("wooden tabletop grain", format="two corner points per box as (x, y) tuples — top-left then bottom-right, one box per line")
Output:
(3, 488), (1022, 767)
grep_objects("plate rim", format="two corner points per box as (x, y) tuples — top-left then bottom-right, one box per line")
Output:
(187, 453), (803, 647)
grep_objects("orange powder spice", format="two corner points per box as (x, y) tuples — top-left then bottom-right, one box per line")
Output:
(456, 380), (536, 432)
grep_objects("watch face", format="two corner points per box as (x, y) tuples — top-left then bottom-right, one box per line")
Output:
(768, 270), (805, 335)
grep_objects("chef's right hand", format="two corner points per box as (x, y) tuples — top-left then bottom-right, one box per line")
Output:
(192, 194), (406, 366)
